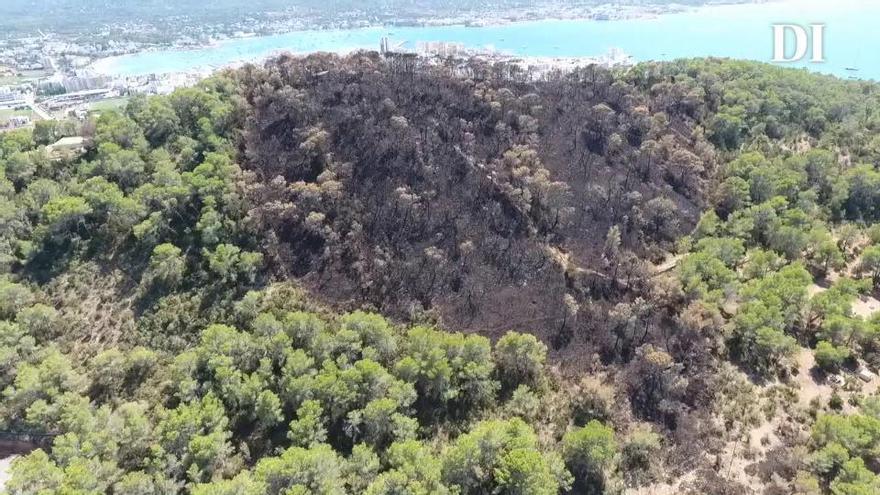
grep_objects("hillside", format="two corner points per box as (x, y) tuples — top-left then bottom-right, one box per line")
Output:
(1, 55), (880, 494)
(238, 53), (713, 359)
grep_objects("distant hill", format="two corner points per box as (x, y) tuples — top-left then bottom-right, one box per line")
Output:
(0, 0), (747, 36)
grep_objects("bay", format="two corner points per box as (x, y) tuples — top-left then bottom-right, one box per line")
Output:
(93, 0), (879, 80)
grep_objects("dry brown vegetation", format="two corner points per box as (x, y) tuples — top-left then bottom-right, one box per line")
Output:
(239, 53), (714, 363)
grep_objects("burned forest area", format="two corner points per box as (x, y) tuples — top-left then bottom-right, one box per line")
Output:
(241, 53), (710, 358)
(3, 53), (880, 494)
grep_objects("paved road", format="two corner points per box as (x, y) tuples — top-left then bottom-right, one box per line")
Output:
(23, 95), (52, 120)
(27, 103), (52, 121)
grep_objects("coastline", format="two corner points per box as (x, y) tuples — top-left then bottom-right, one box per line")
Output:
(84, 2), (715, 77)
(85, 0), (875, 81)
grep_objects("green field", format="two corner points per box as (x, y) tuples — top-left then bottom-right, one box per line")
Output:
(0, 107), (34, 122)
(89, 96), (131, 112)
(0, 69), (50, 86)
(0, 76), (27, 86)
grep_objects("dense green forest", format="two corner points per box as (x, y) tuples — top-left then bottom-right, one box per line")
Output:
(2, 54), (880, 494)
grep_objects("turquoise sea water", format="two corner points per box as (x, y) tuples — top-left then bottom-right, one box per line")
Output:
(95, 0), (880, 80)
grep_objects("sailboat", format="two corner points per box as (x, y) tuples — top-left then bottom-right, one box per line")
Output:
(845, 47), (860, 74)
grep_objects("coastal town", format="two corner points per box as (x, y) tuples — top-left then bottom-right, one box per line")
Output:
(8, 1), (880, 495)
(0, 32), (639, 133)
(0, 0), (758, 132)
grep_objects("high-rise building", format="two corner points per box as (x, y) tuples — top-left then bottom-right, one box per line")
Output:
(62, 75), (109, 93)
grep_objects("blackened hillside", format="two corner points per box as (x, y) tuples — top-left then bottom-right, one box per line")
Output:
(237, 53), (715, 357)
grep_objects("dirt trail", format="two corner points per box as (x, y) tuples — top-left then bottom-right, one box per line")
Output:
(806, 283), (880, 319)
(625, 471), (697, 495)
(654, 254), (683, 275)
(792, 349), (836, 408)
(851, 294), (880, 319)
(0, 456), (16, 491)
(807, 284), (827, 297)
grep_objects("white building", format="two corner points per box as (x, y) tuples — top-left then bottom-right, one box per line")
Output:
(416, 41), (465, 57)
(0, 86), (26, 109)
(0, 87), (15, 103)
(62, 75), (109, 92)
